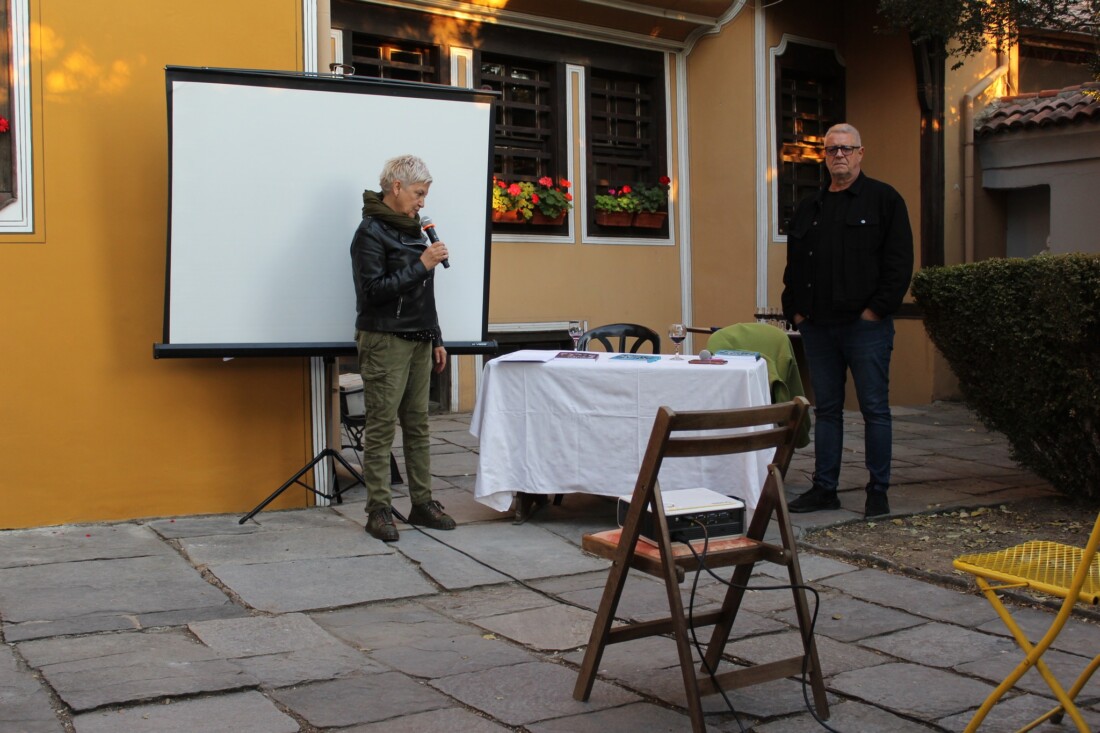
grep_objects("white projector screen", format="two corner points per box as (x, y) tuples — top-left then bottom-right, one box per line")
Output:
(156, 67), (496, 358)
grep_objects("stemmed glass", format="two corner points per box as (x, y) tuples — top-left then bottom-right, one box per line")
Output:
(568, 321), (584, 351)
(668, 323), (686, 360)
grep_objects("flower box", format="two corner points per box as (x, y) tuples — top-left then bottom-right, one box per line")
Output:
(632, 211), (667, 229)
(492, 210), (525, 223)
(531, 211), (566, 226)
(596, 211), (634, 227)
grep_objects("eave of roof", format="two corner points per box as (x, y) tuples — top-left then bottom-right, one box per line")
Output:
(976, 82), (1100, 136)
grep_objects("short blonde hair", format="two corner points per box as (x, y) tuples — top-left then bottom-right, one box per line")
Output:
(379, 155), (433, 193)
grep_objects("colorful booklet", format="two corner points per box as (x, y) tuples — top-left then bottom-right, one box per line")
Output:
(714, 349), (762, 360)
(610, 354), (661, 363)
(555, 351), (599, 360)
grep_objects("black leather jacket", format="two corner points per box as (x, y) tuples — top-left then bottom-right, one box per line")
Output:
(350, 216), (442, 346)
(781, 172), (913, 323)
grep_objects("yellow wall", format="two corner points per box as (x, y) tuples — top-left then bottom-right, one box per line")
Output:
(685, 12), (758, 332)
(0, 1), (316, 528)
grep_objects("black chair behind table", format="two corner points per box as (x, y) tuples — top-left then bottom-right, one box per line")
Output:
(338, 374), (403, 491)
(577, 323), (661, 354)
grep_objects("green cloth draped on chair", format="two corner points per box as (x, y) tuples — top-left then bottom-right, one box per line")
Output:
(708, 322), (810, 448)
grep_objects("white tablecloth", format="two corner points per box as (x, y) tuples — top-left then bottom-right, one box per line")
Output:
(470, 350), (773, 519)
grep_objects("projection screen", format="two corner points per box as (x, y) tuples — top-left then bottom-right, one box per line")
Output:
(155, 67), (496, 358)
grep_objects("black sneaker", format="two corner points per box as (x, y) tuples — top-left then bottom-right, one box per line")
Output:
(865, 491), (890, 518)
(407, 500), (456, 530)
(366, 507), (399, 542)
(788, 485), (841, 513)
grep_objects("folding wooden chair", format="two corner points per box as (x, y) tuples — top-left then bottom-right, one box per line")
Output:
(573, 398), (828, 732)
(953, 510), (1100, 732)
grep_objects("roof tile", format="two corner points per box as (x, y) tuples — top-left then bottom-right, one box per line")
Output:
(976, 82), (1100, 136)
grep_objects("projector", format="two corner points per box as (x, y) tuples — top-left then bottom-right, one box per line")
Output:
(617, 488), (745, 543)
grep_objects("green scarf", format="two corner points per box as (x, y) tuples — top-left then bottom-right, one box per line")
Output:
(361, 190), (423, 237)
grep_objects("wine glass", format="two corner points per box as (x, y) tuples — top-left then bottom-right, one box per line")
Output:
(568, 321), (584, 351)
(668, 323), (686, 360)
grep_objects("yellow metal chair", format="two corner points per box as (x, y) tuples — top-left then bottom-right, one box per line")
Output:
(952, 510), (1100, 732)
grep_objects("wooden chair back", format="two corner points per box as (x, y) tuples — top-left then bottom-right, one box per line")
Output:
(578, 322), (661, 353)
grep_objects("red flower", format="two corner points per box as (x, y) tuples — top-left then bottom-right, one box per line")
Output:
(531, 193), (540, 203)
(507, 183), (522, 196)
(659, 175), (671, 186)
(538, 176), (553, 187)
(0, 117), (9, 134)
(620, 185), (632, 194)
(560, 179), (571, 188)
(564, 192), (573, 201)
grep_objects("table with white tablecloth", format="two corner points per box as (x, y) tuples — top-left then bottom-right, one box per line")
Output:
(469, 350), (774, 520)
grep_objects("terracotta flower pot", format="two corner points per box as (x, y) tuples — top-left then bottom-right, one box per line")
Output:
(531, 211), (566, 226)
(492, 210), (524, 223)
(596, 211), (633, 227)
(632, 211), (667, 229)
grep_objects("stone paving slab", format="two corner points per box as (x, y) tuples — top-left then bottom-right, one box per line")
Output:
(473, 603), (597, 651)
(338, 707), (513, 732)
(860, 620), (1018, 669)
(310, 600), (474, 651)
(817, 567), (1001, 627)
(729, 629), (889, 678)
(159, 507), (357, 538)
(413, 522), (609, 580)
(429, 660), (639, 726)
(754, 699), (941, 732)
(188, 612), (384, 687)
(419, 583), (557, 620)
(975, 604), (1100, 656)
(771, 593), (926, 643)
(937, 692), (1100, 732)
(0, 553), (241, 642)
(17, 629), (257, 712)
(174, 523), (388, 566)
(955, 645), (1100, 699)
(390, 528), (512, 589)
(525, 701), (696, 732)
(70, 690), (298, 733)
(269, 672), (453, 728)
(368, 631), (537, 678)
(829, 662), (996, 718)
(208, 553), (436, 613)
(0, 645), (62, 733)
(0, 524), (175, 569)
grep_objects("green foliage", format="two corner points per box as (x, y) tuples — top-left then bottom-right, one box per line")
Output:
(911, 254), (1100, 499)
(594, 186), (641, 213)
(532, 176), (573, 218)
(876, 0), (1099, 70)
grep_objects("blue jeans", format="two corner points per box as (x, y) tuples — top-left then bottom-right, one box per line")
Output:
(797, 317), (895, 493)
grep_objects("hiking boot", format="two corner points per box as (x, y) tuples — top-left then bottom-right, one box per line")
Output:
(366, 507), (399, 542)
(788, 485), (841, 513)
(407, 500), (456, 530)
(865, 490), (890, 518)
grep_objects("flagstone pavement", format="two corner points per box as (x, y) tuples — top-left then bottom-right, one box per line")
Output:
(1, 402), (1097, 732)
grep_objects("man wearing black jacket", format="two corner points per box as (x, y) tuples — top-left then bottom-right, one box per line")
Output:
(781, 123), (914, 518)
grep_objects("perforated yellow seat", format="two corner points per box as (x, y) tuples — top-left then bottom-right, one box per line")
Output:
(955, 540), (1100, 605)
(952, 515), (1100, 733)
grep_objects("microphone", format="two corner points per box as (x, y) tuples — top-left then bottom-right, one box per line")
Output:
(699, 349), (712, 360)
(420, 215), (449, 269)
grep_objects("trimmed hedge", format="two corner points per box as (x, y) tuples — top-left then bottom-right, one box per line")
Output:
(911, 254), (1100, 500)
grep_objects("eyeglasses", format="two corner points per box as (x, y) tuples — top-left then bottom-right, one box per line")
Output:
(824, 145), (861, 158)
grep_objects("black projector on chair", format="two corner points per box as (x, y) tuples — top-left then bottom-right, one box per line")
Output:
(617, 488), (746, 544)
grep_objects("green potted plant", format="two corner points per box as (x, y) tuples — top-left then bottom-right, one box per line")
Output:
(594, 185), (641, 226)
(530, 176), (573, 225)
(491, 178), (534, 222)
(633, 175), (671, 228)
